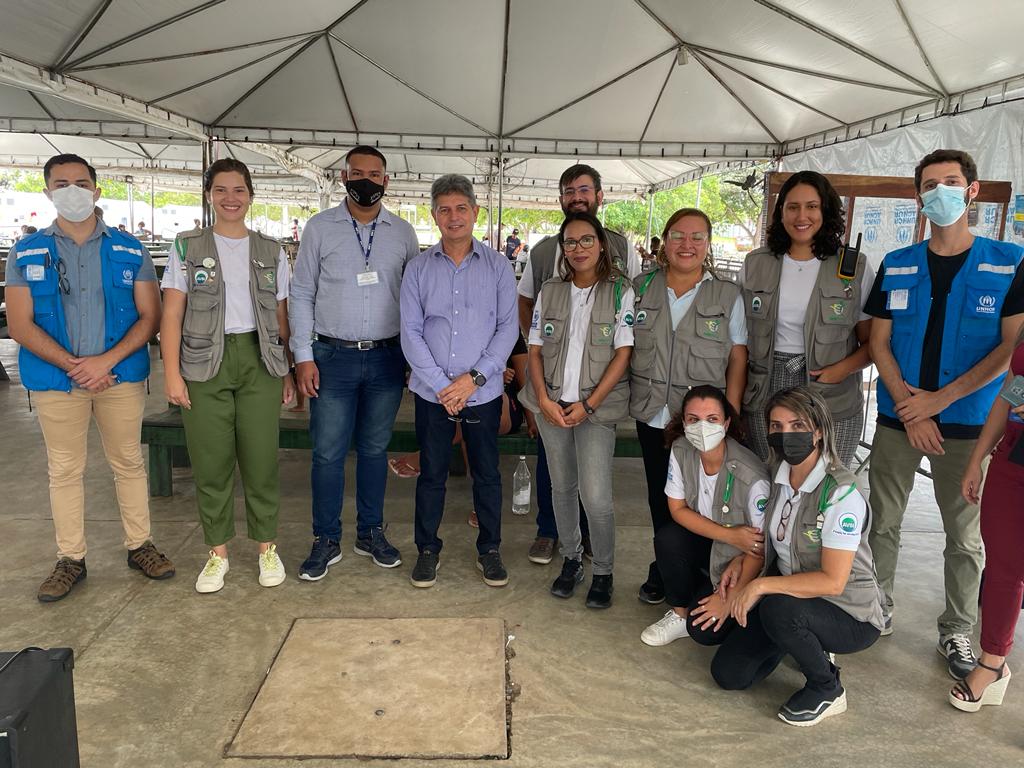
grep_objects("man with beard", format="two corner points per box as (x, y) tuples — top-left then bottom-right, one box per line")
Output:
(515, 164), (641, 565)
(290, 145), (421, 581)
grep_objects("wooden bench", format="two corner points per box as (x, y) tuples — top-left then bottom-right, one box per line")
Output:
(141, 408), (643, 497)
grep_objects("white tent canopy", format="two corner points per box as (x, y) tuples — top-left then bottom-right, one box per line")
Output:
(0, 0), (1021, 204)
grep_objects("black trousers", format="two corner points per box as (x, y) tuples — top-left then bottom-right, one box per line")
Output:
(636, 421), (673, 532)
(653, 521), (713, 609)
(708, 594), (881, 691)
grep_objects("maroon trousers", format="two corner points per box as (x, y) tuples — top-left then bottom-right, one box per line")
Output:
(980, 421), (1024, 656)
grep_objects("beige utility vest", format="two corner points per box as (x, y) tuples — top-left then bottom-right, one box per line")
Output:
(761, 464), (885, 630)
(742, 247), (866, 420)
(671, 436), (770, 587)
(177, 227), (289, 382)
(630, 269), (741, 422)
(530, 229), (630, 299)
(518, 277), (629, 425)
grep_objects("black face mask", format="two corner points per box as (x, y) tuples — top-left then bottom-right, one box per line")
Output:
(346, 178), (385, 207)
(767, 431), (817, 466)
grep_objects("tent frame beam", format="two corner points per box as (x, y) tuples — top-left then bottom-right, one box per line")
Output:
(891, 0), (948, 96)
(54, 0), (114, 70)
(690, 50), (780, 143)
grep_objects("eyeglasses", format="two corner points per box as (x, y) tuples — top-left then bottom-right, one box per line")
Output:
(776, 498), (795, 542)
(560, 184), (594, 198)
(56, 259), (70, 296)
(448, 405), (482, 425)
(563, 235), (597, 252)
(667, 231), (708, 243)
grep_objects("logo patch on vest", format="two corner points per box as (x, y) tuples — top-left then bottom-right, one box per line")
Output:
(976, 294), (997, 315)
(751, 296), (762, 312)
(261, 270), (276, 289)
(194, 269), (210, 285)
(119, 268), (135, 287)
(202, 257), (216, 269)
(594, 323), (613, 345)
(25, 264), (45, 281)
(701, 319), (720, 337)
(635, 309), (647, 324)
(829, 302), (846, 321)
(543, 322), (554, 337)
(803, 528), (822, 547)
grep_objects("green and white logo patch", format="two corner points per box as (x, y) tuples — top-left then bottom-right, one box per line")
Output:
(838, 514), (859, 534)
(756, 497), (768, 512)
(623, 310), (635, 327)
(543, 322), (554, 337)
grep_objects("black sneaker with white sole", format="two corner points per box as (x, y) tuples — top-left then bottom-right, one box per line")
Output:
(550, 557), (584, 598)
(778, 684), (847, 726)
(298, 538), (342, 581)
(410, 550), (440, 588)
(477, 550), (509, 587)
(938, 633), (977, 679)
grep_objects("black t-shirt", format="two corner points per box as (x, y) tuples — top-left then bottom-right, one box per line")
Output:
(505, 333), (529, 397)
(865, 249), (1024, 438)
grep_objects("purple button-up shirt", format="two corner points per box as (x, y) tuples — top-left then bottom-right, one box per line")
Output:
(400, 238), (518, 405)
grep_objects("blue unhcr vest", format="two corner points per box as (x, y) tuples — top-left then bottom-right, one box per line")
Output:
(13, 227), (150, 392)
(877, 236), (1023, 426)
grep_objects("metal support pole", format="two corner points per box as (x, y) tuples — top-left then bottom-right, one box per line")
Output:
(644, 189), (656, 247)
(127, 176), (134, 231)
(696, 175), (704, 208)
(497, 152), (505, 250)
(486, 162), (493, 247)
(149, 173), (155, 241)
(201, 137), (212, 227)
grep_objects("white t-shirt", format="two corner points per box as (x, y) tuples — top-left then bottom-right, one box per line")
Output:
(769, 455), (865, 576)
(665, 450), (770, 527)
(162, 234), (290, 334)
(517, 241), (642, 299)
(738, 255), (874, 354)
(528, 282), (635, 403)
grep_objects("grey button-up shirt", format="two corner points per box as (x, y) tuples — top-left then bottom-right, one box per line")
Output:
(7, 218), (156, 356)
(288, 200), (421, 364)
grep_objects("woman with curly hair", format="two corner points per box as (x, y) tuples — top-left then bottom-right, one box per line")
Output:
(740, 171), (875, 465)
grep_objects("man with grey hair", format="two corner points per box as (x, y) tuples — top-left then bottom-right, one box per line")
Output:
(290, 145), (421, 581)
(400, 174), (519, 588)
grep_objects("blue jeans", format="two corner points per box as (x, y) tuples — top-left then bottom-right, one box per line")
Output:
(309, 342), (405, 540)
(414, 393), (502, 555)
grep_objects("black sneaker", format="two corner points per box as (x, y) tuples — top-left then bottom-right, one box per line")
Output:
(354, 526), (401, 568)
(637, 560), (665, 605)
(550, 558), (584, 598)
(410, 550), (440, 588)
(585, 574), (613, 609)
(477, 550), (509, 587)
(298, 537), (342, 581)
(778, 683), (847, 727)
(938, 633), (977, 680)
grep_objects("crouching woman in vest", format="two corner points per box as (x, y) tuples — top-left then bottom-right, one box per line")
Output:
(719, 387), (884, 727)
(159, 158), (295, 593)
(520, 211), (633, 609)
(741, 171), (875, 466)
(631, 207), (748, 605)
(639, 385), (770, 647)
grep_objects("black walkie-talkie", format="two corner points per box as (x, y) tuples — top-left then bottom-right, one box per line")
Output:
(837, 231), (861, 280)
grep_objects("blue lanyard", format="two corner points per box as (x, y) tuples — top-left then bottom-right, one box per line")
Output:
(351, 217), (377, 270)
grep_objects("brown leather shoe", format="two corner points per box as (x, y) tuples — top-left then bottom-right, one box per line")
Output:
(127, 541), (175, 580)
(38, 558), (87, 603)
(527, 537), (556, 565)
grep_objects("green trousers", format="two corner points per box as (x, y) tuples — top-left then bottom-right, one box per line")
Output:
(867, 423), (985, 636)
(181, 332), (283, 547)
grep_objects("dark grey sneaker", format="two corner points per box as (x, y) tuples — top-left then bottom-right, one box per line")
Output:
(527, 536), (556, 565)
(938, 633), (977, 680)
(298, 537), (342, 581)
(477, 550), (508, 587)
(410, 550), (440, 588)
(550, 558), (584, 599)
(354, 526), (401, 568)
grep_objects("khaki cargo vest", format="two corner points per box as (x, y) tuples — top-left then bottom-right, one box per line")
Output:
(518, 277), (629, 425)
(177, 227), (289, 382)
(530, 229), (630, 299)
(741, 247), (866, 420)
(762, 464), (885, 630)
(630, 269), (741, 422)
(672, 436), (771, 587)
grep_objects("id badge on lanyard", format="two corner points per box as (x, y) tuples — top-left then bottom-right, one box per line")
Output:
(353, 217), (379, 286)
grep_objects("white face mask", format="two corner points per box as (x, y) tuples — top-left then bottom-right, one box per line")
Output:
(49, 185), (97, 223)
(684, 420), (726, 453)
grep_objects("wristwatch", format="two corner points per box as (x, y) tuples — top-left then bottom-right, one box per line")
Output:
(582, 399), (595, 415)
(469, 368), (487, 387)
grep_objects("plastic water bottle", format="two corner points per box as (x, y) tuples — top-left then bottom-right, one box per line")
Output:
(512, 456), (531, 515)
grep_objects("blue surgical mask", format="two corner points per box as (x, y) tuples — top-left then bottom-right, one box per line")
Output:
(920, 183), (970, 227)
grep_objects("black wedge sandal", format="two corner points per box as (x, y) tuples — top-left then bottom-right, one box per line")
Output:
(949, 660), (1011, 712)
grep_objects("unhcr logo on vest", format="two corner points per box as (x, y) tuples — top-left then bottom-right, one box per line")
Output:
(977, 294), (997, 315)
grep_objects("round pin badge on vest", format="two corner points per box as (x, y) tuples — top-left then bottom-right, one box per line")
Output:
(202, 257), (216, 269)
(194, 269), (209, 285)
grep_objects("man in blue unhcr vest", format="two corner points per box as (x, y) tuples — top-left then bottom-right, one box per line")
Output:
(865, 149), (1024, 679)
(7, 154), (175, 603)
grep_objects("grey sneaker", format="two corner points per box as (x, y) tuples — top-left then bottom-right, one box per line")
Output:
(938, 633), (977, 680)
(880, 609), (893, 637)
(527, 537), (556, 564)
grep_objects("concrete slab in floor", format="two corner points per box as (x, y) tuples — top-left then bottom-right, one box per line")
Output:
(228, 618), (508, 760)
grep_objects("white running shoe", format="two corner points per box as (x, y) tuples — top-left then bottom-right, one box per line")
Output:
(196, 551), (228, 593)
(641, 609), (690, 647)
(258, 544), (286, 588)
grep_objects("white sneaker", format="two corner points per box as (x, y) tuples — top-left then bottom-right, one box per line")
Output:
(641, 609), (690, 646)
(196, 551), (228, 593)
(258, 544), (286, 588)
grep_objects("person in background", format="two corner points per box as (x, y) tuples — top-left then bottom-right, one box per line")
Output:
(740, 170), (874, 467)
(160, 158), (295, 593)
(505, 228), (522, 261)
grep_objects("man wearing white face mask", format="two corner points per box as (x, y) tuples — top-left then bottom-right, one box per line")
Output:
(7, 154), (172, 603)
(864, 149), (1024, 678)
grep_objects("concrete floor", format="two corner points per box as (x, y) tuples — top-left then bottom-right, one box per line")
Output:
(0, 338), (1021, 768)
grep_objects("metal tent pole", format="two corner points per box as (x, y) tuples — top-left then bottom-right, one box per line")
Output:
(127, 176), (134, 231)
(644, 189), (656, 246)
(497, 151), (505, 250)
